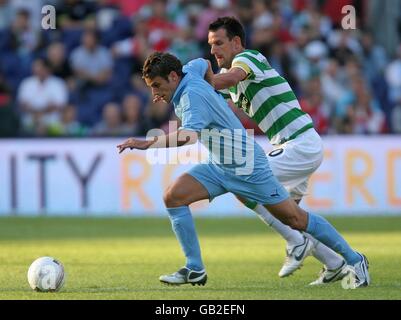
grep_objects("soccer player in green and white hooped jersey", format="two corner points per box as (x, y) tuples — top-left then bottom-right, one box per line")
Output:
(207, 16), (346, 284)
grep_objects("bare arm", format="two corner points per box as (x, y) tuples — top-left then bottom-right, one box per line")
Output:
(117, 129), (198, 153)
(212, 67), (247, 90)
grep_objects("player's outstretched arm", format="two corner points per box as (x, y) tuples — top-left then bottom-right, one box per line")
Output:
(212, 67), (247, 90)
(117, 137), (156, 153)
(117, 129), (198, 153)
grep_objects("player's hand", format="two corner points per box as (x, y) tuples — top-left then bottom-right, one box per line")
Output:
(205, 60), (215, 88)
(117, 138), (152, 153)
(152, 94), (163, 103)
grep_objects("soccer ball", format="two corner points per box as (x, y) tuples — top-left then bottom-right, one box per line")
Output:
(27, 257), (65, 292)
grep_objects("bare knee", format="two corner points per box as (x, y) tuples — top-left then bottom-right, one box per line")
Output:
(163, 186), (189, 208)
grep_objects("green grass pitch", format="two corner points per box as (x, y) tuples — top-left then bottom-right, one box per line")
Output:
(0, 216), (400, 300)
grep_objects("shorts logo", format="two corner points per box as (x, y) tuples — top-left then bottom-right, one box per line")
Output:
(270, 188), (280, 197)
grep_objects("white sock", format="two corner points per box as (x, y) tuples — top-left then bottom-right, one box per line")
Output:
(303, 233), (345, 270)
(254, 204), (304, 247)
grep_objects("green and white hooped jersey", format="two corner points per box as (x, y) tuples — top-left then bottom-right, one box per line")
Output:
(219, 49), (314, 145)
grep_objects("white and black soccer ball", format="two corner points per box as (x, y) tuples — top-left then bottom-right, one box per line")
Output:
(27, 257), (65, 292)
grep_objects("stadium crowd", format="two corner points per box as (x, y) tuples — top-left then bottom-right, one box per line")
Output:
(0, 0), (400, 137)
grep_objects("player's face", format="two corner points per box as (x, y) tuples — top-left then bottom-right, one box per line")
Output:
(208, 28), (238, 69)
(144, 72), (179, 103)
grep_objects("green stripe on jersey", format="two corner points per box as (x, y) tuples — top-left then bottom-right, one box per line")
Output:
(266, 108), (307, 139)
(220, 92), (231, 100)
(229, 86), (237, 94)
(252, 91), (297, 123)
(279, 123), (314, 144)
(244, 77), (288, 102)
(228, 49), (313, 144)
(243, 49), (272, 67)
(245, 49), (261, 56)
(235, 53), (271, 73)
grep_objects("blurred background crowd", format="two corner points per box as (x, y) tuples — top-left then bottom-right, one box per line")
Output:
(0, 0), (401, 138)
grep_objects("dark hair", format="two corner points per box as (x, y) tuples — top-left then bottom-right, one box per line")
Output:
(208, 16), (246, 47)
(142, 52), (183, 80)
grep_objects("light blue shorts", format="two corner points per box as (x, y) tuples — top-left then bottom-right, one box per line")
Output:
(187, 164), (289, 205)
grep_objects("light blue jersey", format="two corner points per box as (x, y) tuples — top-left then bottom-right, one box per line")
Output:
(172, 58), (266, 175)
(171, 58), (289, 204)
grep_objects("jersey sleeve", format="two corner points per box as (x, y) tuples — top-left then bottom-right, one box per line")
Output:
(179, 91), (210, 132)
(183, 58), (208, 79)
(232, 56), (254, 80)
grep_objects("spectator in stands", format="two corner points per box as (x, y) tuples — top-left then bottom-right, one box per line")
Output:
(195, 0), (235, 43)
(91, 102), (125, 136)
(9, 8), (42, 60)
(290, 0), (332, 40)
(335, 76), (386, 134)
(385, 44), (401, 105)
(233, 0), (253, 45)
(267, 41), (296, 87)
(391, 98), (401, 133)
(352, 90), (386, 134)
(59, 104), (87, 136)
(17, 58), (68, 136)
(359, 31), (388, 84)
(143, 0), (180, 52)
(111, 15), (150, 66)
(0, 70), (19, 136)
(299, 91), (330, 135)
(320, 58), (346, 108)
(141, 100), (173, 134)
(250, 0), (276, 52)
(169, 27), (203, 64)
(293, 39), (328, 82)
(70, 29), (113, 92)
(57, 0), (97, 30)
(47, 42), (73, 80)
(120, 94), (144, 136)
(327, 29), (361, 66)
(0, 0), (13, 31)
(0, 0), (397, 136)
(108, 0), (150, 17)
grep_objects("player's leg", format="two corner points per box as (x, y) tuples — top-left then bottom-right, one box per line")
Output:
(285, 182), (347, 283)
(242, 195), (346, 280)
(264, 133), (345, 279)
(160, 165), (226, 286)
(227, 166), (369, 288)
(240, 196), (305, 248)
(296, 180), (347, 285)
(237, 195), (313, 277)
(263, 198), (370, 288)
(250, 146), (307, 249)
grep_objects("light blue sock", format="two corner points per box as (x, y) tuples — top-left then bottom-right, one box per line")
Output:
(306, 212), (361, 265)
(167, 206), (204, 271)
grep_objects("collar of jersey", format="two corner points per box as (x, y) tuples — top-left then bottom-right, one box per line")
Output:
(171, 72), (188, 105)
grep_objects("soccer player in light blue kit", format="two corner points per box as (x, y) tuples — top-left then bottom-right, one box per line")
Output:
(117, 52), (370, 288)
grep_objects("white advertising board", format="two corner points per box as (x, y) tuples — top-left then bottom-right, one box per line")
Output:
(0, 136), (400, 216)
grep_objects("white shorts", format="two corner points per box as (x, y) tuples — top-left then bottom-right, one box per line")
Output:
(267, 129), (324, 200)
